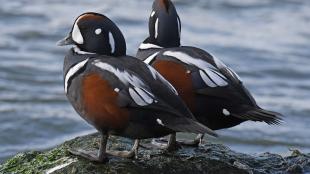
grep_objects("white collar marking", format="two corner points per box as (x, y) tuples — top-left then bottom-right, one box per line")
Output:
(73, 46), (95, 55)
(64, 58), (89, 93)
(139, 43), (162, 50)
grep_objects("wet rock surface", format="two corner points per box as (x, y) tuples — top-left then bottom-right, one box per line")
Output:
(0, 133), (309, 174)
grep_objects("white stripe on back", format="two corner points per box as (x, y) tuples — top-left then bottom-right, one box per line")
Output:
(93, 60), (157, 106)
(163, 51), (228, 87)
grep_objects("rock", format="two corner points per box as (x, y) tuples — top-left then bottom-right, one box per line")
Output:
(0, 133), (309, 174)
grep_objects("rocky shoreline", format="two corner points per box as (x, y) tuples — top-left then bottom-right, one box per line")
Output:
(0, 133), (309, 174)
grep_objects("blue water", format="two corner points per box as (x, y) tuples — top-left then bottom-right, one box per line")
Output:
(1, 0), (310, 162)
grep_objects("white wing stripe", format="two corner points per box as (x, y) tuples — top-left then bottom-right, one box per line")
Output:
(134, 87), (154, 104)
(199, 70), (217, 87)
(228, 67), (242, 81)
(64, 58), (89, 93)
(205, 69), (227, 86)
(93, 61), (157, 105)
(129, 88), (148, 106)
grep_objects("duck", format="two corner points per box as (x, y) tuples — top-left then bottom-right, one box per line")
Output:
(57, 12), (217, 162)
(136, 0), (282, 146)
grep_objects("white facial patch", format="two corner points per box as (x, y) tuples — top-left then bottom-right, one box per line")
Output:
(95, 28), (102, 35)
(155, 18), (159, 39)
(156, 118), (165, 126)
(64, 58), (89, 93)
(72, 22), (84, 44)
(109, 32), (115, 53)
(223, 109), (230, 116)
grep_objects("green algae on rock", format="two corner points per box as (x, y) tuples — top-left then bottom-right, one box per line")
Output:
(0, 133), (309, 174)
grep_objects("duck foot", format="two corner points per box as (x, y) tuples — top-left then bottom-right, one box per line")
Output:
(68, 133), (140, 162)
(68, 149), (109, 163)
(140, 133), (181, 152)
(177, 134), (204, 147)
(106, 139), (140, 159)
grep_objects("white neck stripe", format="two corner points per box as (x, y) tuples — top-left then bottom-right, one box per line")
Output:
(73, 46), (96, 55)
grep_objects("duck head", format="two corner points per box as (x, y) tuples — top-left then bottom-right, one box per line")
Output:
(57, 12), (126, 56)
(147, 0), (181, 48)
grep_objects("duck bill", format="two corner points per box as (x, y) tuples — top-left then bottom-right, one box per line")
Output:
(57, 34), (75, 46)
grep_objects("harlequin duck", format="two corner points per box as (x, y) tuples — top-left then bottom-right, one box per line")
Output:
(136, 0), (282, 145)
(57, 12), (217, 162)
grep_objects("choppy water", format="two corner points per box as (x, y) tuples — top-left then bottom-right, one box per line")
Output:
(0, 0), (310, 163)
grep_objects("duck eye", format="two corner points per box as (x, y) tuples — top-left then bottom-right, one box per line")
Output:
(95, 28), (102, 35)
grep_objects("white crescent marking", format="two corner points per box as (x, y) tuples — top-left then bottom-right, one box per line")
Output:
(64, 58), (89, 93)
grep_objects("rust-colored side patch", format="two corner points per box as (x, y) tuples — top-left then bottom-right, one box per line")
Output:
(153, 60), (195, 111)
(82, 73), (129, 130)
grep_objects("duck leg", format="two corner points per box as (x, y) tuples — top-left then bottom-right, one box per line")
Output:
(68, 133), (109, 163)
(106, 139), (140, 159)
